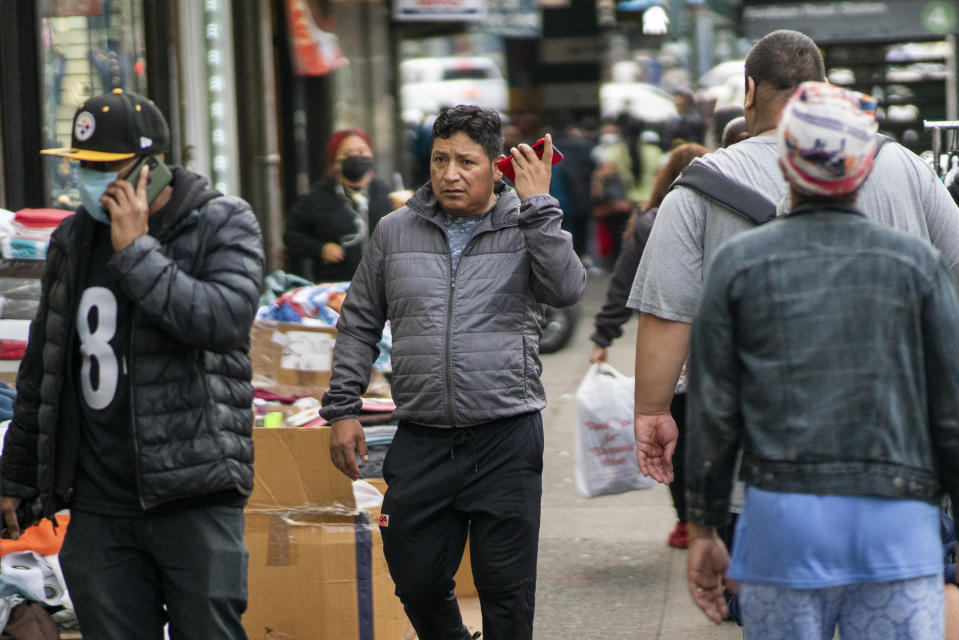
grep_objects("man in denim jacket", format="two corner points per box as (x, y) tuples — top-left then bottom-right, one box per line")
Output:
(685, 83), (959, 639)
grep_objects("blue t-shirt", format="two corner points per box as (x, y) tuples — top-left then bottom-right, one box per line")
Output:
(728, 486), (942, 588)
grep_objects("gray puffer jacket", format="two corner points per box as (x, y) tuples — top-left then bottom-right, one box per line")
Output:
(321, 182), (586, 428)
(1, 168), (264, 522)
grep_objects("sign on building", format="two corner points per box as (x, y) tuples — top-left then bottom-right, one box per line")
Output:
(743, 0), (958, 42)
(393, 0), (486, 22)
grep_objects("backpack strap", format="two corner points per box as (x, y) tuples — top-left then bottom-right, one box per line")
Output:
(670, 134), (894, 226)
(874, 133), (893, 158)
(670, 159), (777, 225)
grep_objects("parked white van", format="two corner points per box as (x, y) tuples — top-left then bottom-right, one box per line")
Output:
(400, 57), (508, 121)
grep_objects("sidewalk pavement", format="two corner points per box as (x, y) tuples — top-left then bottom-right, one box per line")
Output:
(531, 270), (742, 640)
(431, 271), (741, 639)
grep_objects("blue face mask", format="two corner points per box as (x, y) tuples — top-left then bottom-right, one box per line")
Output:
(77, 167), (118, 225)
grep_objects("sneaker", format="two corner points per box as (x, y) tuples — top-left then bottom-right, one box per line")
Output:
(667, 521), (689, 548)
(580, 255), (605, 276)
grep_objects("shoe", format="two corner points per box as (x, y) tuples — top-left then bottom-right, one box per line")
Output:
(667, 521), (689, 548)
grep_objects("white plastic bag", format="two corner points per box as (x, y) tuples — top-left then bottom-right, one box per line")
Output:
(574, 363), (657, 498)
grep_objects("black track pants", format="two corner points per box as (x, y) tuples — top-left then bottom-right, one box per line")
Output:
(379, 411), (544, 640)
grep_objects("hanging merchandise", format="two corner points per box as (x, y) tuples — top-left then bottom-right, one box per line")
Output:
(285, 0), (346, 76)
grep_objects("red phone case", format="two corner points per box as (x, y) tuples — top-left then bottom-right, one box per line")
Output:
(497, 138), (565, 182)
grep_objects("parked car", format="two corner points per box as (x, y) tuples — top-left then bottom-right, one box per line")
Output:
(400, 56), (508, 120)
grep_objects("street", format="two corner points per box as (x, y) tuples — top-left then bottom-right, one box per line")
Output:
(534, 270), (742, 640)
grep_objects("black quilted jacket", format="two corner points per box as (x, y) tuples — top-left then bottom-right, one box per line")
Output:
(0, 169), (264, 523)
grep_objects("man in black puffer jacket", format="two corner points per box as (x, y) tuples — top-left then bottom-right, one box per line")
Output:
(1, 90), (264, 639)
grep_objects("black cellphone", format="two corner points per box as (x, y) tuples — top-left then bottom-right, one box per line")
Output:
(124, 155), (173, 203)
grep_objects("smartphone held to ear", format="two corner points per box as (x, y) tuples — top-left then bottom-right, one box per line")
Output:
(124, 155), (173, 203)
(496, 138), (565, 182)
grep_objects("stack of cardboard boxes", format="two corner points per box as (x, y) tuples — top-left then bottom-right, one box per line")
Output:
(247, 319), (407, 638)
(249, 320), (338, 401)
(244, 427), (410, 639)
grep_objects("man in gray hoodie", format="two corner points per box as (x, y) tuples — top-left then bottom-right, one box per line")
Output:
(321, 105), (586, 640)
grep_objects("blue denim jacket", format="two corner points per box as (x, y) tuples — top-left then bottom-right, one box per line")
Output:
(686, 203), (959, 530)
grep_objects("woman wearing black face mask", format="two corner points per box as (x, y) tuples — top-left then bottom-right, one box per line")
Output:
(284, 128), (393, 283)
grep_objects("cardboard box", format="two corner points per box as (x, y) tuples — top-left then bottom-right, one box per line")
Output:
(244, 509), (408, 640)
(250, 320), (337, 398)
(245, 427), (410, 639)
(453, 540), (478, 599)
(249, 427), (355, 510)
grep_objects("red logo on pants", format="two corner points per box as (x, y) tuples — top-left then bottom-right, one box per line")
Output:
(379, 513), (389, 527)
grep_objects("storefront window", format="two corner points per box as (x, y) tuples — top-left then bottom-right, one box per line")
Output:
(38, 0), (147, 209)
(177, 0), (240, 196)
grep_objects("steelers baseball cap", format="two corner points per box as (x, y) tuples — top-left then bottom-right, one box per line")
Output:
(41, 88), (169, 162)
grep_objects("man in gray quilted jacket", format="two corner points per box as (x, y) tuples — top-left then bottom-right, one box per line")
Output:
(322, 105), (586, 640)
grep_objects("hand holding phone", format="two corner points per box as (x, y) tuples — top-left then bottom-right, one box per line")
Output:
(496, 137), (565, 182)
(104, 154), (172, 251)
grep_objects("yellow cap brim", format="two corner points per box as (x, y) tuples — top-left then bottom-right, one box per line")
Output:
(40, 147), (136, 162)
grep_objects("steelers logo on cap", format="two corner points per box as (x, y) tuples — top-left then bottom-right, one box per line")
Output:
(74, 111), (96, 141)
